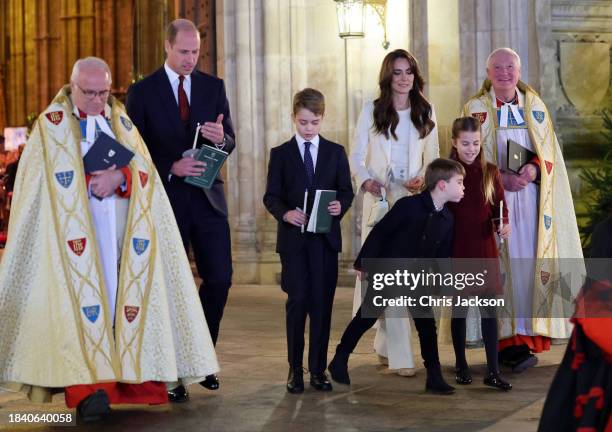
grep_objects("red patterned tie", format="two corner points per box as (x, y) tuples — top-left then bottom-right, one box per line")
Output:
(178, 75), (190, 124)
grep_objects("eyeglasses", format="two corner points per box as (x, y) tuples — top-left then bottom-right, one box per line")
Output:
(75, 84), (110, 100)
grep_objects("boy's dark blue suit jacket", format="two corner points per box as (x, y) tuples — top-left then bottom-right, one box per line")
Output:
(263, 136), (354, 254)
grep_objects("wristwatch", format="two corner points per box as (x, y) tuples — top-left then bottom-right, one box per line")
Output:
(215, 137), (227, 150)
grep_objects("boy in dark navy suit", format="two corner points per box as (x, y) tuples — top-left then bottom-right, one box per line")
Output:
(263, 88), (354, 393)
(328, 158), (465, 394)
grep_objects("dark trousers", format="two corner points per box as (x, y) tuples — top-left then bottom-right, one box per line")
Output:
(280, 234), (338, 374)
(337, 304), (441, 369)
(177, 188), (232, 346)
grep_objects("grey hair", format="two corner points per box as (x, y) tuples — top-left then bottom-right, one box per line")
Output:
(70, 57), (112, 84)
(486, 48), (521, 69)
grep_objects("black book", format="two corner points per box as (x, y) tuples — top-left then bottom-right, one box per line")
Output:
(507, 138), (536, 174)
(83, 132), (134, 173)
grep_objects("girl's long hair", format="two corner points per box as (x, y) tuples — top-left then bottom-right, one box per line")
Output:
(449, 117), (496, 206)
(372, 49), (435, 140)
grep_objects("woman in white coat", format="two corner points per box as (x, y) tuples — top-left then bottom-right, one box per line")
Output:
(350, 49), (439, 376)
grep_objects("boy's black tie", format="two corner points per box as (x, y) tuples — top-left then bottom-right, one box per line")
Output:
(304, 141), (315, 187)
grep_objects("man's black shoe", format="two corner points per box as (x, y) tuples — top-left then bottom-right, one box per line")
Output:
(76, 389), (110, 423)
(200, 374), (220, 390)
(167, 385), (189, 403)
(310, 372), (333, 391)
(287, 368), (304, 394)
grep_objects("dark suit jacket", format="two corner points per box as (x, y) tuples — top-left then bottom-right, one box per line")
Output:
(354, 191), (454, 269)
(126, 67), (235, 217)
(263, 136), (354, 254)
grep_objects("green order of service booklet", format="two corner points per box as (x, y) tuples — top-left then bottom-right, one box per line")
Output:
(306, 190), (337, 234)
(184, 145), (228, 189)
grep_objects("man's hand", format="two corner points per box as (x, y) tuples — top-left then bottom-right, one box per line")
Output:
(284, 209), (308, 226)
(501, 171), (529, 192)
(171, 157), (207, 177)
(328, 200), (341, 216)
(498, 223), (511, 240)
(90, 165), (125, 198)
(200, 114), (225, 145)
(404, 175), (424, 194)
(362, 179), (383, 197)
(518, 163), (538, 183)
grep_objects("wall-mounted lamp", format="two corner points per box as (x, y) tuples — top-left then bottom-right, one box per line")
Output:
(334, 0), (389, 49)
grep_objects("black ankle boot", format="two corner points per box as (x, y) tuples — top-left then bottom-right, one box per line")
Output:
(328, 350), (351, 385)
(425, 365), (455, 395)
(484, 371), (512, 391)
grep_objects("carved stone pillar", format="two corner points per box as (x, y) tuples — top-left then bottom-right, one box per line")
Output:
(218, 0), (265, 284)
(410, 0), (429, 90)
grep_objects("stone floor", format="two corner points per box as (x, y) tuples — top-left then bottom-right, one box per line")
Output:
(0, 284), (565, 431)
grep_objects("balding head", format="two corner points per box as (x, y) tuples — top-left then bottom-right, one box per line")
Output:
(70, 57), (112, 115)
(486, 48), (522, 100)
(486, 48), (521, 70)
(70, 57), (112, 85)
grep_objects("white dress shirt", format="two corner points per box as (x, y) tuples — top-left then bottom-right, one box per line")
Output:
(164, 62), (191, 105)
(295, 133), (319, 171)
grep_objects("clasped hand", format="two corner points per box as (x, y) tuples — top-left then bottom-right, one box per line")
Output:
(90, 164), (125, 198)
(501, 163), (538, 192)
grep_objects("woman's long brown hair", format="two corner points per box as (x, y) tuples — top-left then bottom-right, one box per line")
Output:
(372, 49), (435, 140)
(449, 116), (496, 206)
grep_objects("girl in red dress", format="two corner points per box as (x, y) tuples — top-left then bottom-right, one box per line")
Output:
(446, 117), (512, 391)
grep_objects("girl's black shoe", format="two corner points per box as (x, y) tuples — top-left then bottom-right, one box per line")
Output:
(484, 371), (512, 391)
(455, 367), (473, 385)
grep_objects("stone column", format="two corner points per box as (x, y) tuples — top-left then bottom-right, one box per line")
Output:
(219, 0), (265, 284)
(257, 0), (297, 284)
(410, 0), (429, 91)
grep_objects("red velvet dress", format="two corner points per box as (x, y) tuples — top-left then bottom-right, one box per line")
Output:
(447, 157), (506, 258)
(446, 155), (507, 296)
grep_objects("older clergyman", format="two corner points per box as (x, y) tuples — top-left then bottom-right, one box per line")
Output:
(461, 48), (583, 373)
(0, 57), (218, 422)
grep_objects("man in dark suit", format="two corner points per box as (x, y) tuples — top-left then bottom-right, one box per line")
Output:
(263, 88), (354, 393)
(126, 18), (234, 402)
